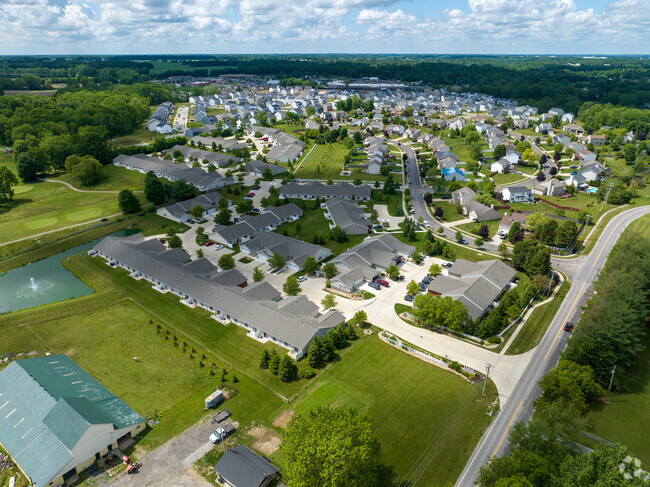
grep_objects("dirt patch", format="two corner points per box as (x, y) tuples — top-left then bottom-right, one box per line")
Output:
(250, 428), (282, 456)
(272, 409), (294, 429)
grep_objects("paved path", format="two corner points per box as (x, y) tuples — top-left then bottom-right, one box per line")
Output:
(38, 178), (122, 193)
(106, 416), (215, 487)
(456, 205), (650, 486)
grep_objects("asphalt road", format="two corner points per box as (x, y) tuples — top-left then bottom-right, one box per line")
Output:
(455, 204), (650, 486)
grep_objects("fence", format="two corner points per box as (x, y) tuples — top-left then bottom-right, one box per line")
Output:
(534, 197), (580, 212)
(403, 312), (483, 343)
(383, 332), (449, 368)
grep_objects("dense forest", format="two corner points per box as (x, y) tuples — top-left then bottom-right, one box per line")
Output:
(0, 55), (648, 114)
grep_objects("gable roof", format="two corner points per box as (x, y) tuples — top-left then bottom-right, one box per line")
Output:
(214, 445), (278, 487)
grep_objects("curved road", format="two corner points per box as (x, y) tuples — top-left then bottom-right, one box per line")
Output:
(455, 204), (650, 486)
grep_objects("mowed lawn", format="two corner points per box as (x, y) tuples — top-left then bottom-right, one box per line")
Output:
(586, 331), (650, 465)
(0, 181), (130, 244)
(295, 142), (350, 179)
(56, 164), (146, 192)
(0, 298), (283, 453)
(456, 220), (501, 238)
(284, 334), (498, 487)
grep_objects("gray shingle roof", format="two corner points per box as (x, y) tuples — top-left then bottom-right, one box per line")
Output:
(280, 182), (372, 200)
(214, 445), (278, 487)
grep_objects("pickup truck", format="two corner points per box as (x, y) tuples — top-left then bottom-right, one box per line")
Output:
(209, 421), (236, 443)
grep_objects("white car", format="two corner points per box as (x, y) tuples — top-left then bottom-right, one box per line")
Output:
(214, 245), (224, 251)
(297, 276), (307, 282)
(209, 427), (227, 443)
(423, 221), (430, 227)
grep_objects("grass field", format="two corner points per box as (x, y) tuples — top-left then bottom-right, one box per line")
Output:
(56, 164), (146, 191)
(456, 220), (501, 238)
(295, 142), (386, 182)
(283, 334), (498, 486)
(505, 279), (570, 355)
(111, 128), (159, 148)
(586, 331), (650, 465)
(431, 201), (466, 222)
(441, 135), (489, 162)
(391, 229), (496, 263)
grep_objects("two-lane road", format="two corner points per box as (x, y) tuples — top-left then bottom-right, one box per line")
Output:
(455, 204), (650, 486)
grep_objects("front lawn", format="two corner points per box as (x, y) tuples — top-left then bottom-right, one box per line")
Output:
(456, 220), (501, 238)
(111, 128), (159, 148)
(56, 164), (146, 192)
(286, 333), (498, 487)
(430, 201), (465, 222)
(294, 142), (386, 182)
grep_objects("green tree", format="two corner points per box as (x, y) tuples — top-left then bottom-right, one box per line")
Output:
(322, 262), (338, 279)
(385, 263), (400, 280)
(412, 293), (470, 332)
(557, 444), (639, 487)
(555, 220), (577, 248)
(214, 208), (232, 225)
(406, 280), (420, 296)
(144, 172), (166, 205)
(253, 266), (264, 282)
(236, 198), (254, 214)
(536, 359), (605, 413)
(259, 349), (271, 369)
(279, 355), (298, 382)
(478, 450), (552, 487)
(493, 144), (507, 159)
(269, 351), (281, 375)
(269, 252), (286, 270)
(196, 248), (204, 258)
(353, 310), (367, 326)
(0, 166), (19, 200)
(218, 254), (235, 270)
(383, 174), (397, 195)
(65, 155), (102, 186)
(15, 152), (37, 182)
(475, 237), (485, 247)
(321, 293), (337, 310)
(281, 407), (382, 487)
(167, 234), (182, 249)
(308, 336), (323, 368)
(330, 225), (348, 243)
(190, 205), (204, 219)
(117, 189), (141, 213)
(302, 256), (320, 275)
(283, 275), (302, 296)
(455, 230), (463, 241)
(429, 263), (442, 276)
(262, 167), (274, 180)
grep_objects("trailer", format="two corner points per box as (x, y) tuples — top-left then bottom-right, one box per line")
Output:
(205, 388), (224, 408)
(212, 408), (231, 424)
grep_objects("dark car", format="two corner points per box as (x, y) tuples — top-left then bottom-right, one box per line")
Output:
(376, 279), (390, 287)
(564, 322), (574, 332)
(246, 192), (256, 197)
(368, 281), (381, 290)
(441, 194), (451, 200)
(422, 276), (432, 284)
(251, 185), (260, 190)
(419, 282), (429, 290)
(404, 295), (415, 302)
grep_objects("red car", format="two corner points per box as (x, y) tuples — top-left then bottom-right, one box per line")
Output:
(376, 279), (389, 287)
(246, 192), (255, 197)
(205, 242), (214, 247)
(564, 322), (574, 332)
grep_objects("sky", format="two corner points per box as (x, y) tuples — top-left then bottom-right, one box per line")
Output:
(2, 0), (649, 55)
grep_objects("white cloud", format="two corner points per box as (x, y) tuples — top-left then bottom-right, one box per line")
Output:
(0, 0), (647, 54)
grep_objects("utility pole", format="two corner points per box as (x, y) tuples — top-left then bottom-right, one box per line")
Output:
(601, 182), (614, 210)
(482, 363), (493, 395)
(606, 365), (616, 402)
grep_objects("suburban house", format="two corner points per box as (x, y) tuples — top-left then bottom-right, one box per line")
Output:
(404, 127), (421, 140)
(575, 149), (597, 163)
(0, 355), (146, 487)
(332, 234), (415, 272)
(167, 145), (241, 167)
(240, 232), (331, 271)
(563, 123), (584, 135)
(498, 212), (528, 233)
(451, 187), (475, 206)
(322, 198), (372, 235)
(427, 259), (517, 321)
(331, 265), (380, 294)
(213, 445), (278, 487)
(245, 126), (305, 163)
(147, 101), (173, 133)
(157, 192), (221, 223)
(209, 204), (303, 247)
(490, 157), (514, 174)
(587, 134), (606, 146)
(532, 179), (566, 197)
(245, 160), (287, 177)
(464, 201), (501, 222)
(280, 182), (371, 202)
(93, 235), (344, 358)
(113, 154), (234, 191)
(442, 167), (466, 182)
(535, 122), (552, 134)
(501, 186), (534, 203)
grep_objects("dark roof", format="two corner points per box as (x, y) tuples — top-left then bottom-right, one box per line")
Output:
(214, 445), (278, 487)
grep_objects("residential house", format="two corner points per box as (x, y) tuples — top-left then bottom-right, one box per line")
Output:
(322, 198), (372, 235)
(498, 212), (528, 233)
(245, 160), (287, 177)
(332, 234), (414, 272)
(213, 445), (278, 487)
(0, 355), (146, 487)
(464, 201), (501, 222)
(501, 186), (534, 203)
(331, 265), (380, 294)
(491, 157), (514, 174)
(427, 259), (516, 320)
(280, 182), (371, 202)
(240, 232), (331, 271)
(576, 149), (597, 163)
(157, 192), (221, 223)
(587, 134), (606, 146)
(451, 187), (475, 206)
(93, 235), (344, 358)
(535, 123), (552, 134)
(404, 127), (421, 140)
(563, 123), (584, 135)
(442, 167), (466, 182)
(532, 179), (566, 197)
(210, 204), (303, 247)
(448, 118), (467, 131)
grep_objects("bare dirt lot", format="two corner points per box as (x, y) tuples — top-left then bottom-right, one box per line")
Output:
(272, 409), (294, 429)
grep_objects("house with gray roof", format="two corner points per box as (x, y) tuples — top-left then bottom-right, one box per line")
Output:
(157, 192), (221, 223)
(209, 204), (302, 247)
(331, 265), (380, 293)
(532, 179), (566, 197)
(463, 201), (501, 222)
(166, 145), (241, 167)
(332, 234), (415, 272)
(245, 160), (287, 177)
(322, 198), (372, 235)
(427, 259), (516, 320)
(241, 232), (330, 271)
(213, 445), (278, 487)
(280, 182), (371, 202)
(93, 235), (344, 358)
(502, 186), (534, 203)
(451, 187), (475, 206)
(0, 355), (145, 487)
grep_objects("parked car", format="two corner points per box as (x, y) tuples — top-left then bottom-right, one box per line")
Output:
(246, 192), (256, 197)
(570, 171), (577, 176)
(251, 185), (260, 190)
(408, 178), (413, 183)
(459, 239), (468, 245)
(187, 218), (195, 224)
(570, 165), (578, 169)
(442, 262), (453, 268)
(404, 294), (415, 302)
(373, 224), (383, 230)
(209, 422), (236, 443)
(410, 208), (415, 214)
(368, 281), (381, 290)
(253, 208), (261, 213)
(564, 322), (574, 332)
(423, 221), (430, 227)
(159, 239), (166, 244)
(233, 217), (240, 223)
(376, 279), (389, 287)
(500, 234), (507, 240)
(418, 282), (428, 291)
(441, 194), (451, 200)
(422, 276), (432, 284)
(297, 276), (307, 283)
(205, 242), (214, 247)
(214, 245), (224, 250)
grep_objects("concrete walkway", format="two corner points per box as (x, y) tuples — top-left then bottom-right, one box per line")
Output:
(38, 178), (125, 194)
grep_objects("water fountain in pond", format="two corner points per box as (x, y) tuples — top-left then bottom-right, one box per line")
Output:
(14, 276), (56, 299)
(30, 277), (38, 291)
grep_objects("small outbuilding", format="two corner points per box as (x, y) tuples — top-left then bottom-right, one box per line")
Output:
(213, 444), (278, 487)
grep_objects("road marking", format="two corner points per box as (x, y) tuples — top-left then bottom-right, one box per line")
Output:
(592, 217), (625, 267)
(544, 281), (586, 361)
(489, 401), (523, 462)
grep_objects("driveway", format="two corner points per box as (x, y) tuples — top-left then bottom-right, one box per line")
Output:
(106, 416), (216, 487)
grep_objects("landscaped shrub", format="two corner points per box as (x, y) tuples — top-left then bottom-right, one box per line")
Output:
(487, 336), (501, 344)
(301, 368), (316, 379)
(449, 361), (462, 373)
